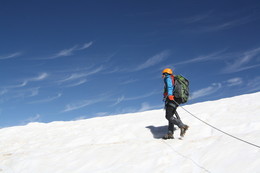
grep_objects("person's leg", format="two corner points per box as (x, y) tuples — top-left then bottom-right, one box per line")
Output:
(166, 105), (174, 133)
(168, 108), (185, 128)
(168, 121), (174, 134)
(163, 105), (175, 139)
(166, 105), (189, 137)
(175, 111), (180, 119)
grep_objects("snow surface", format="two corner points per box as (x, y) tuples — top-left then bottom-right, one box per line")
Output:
(1, 92), (260, 173)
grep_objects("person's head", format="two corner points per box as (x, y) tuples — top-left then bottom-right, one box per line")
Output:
(162, 68), (173, 78)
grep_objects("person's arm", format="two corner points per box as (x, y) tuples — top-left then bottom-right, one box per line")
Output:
(166, 77), (173, 95)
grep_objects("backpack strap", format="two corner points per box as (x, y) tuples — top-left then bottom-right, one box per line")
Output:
(164, 74), (175, 97)
(171, 75), (175, 86)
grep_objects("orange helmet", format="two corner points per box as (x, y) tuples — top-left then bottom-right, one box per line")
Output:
(162, 68), (173, 75)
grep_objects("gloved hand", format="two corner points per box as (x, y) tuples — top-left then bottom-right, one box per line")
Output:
(168, 95), (174, 100)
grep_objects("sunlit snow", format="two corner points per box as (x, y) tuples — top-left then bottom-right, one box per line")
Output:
(1, 92), (260, 173)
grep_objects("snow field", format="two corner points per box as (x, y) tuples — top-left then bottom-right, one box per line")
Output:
(0, 92), (260, 173)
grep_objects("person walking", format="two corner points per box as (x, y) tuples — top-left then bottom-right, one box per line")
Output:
(162, 68), (189, 139)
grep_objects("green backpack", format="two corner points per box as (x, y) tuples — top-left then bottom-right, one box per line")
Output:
(174, 75), (189, 104)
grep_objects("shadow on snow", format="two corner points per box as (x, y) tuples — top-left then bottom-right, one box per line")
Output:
(146, 125), (177, 139)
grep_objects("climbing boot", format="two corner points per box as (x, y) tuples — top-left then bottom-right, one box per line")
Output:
(180, 125), (189, 137)
(162, 133), (174, 140)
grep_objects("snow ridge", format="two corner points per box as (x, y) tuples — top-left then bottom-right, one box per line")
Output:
(0, 92), (260, 173)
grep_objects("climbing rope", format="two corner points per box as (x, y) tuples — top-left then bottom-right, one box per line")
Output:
(174, 100), (260, 149)
(162, 140), (211, 173)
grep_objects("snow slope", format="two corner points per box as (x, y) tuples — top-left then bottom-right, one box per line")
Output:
(1, 92), (260, 173)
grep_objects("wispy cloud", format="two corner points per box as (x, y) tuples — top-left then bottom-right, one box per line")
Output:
(63, 98), (103, 112)
(1, 73), (47, 102)
(47, 41), (93, 59)
(247, 76), (260, 92)
(138, 102), (162, 112)
(29, 87), (40, 97)
(30, 73), (48, 81)
(23, 73), (48, 86)
(73, 116), (88, 121)
(59, 73), (87, 83)
(15, 81), (28, 88)
(200, 16), (253, 32)
(58, 66), (103, 84)
(73, 112), (109, 120)
(110, 96), (125, 106)
(13, 87), (40, 98)
(8, 73), (48, 88)
(126, 91), (159, 101)
(190, 83), (222, 100)
(80, 42), (93, 50)
(120, 79), (138, 85)
(64, 79), (88, 87)
(22, 114), (41, 125)
(0, 87), (40, 103)
(222, 47), (260, 73)
(175, 47), (260, 74)
(175, 49), (227, 66)
(20, 73), (48, 87)
(0, 52), (22, 60)
(133, 50), (170, 71)
(179, 10), (256, 34)
(113, 102), (162, 115)
(95, 112), (108, 117)
(226, 77), (243, 87)
(0, 89), (8, 96)
(29, 93), (62, 104)
(181, 12), (212, 24)
(111, 90), (159, 106)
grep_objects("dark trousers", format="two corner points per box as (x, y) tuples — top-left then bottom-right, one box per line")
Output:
(165, 100), (185, 134)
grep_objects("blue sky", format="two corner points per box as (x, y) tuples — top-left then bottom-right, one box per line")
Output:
(1, 0), (260, 127)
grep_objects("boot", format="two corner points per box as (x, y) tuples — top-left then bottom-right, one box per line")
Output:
(180, 125), (189, 137)
(162, 132), (174, 139)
